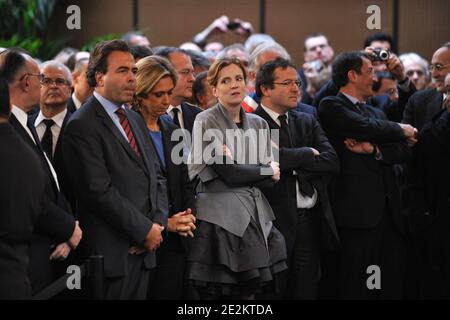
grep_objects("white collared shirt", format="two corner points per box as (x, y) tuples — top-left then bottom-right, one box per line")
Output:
(11, 105), (60, 190)
(260, 104), (318, 209)
(34, 109), (67, 157)
(93, 91), (129, 141)
(11, 105), (35, 142)
(167, 105), (185, 129)
(72, 92), (82, 110)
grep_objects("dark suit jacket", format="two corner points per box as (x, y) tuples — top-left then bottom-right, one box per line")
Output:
(9, 114), (75, 294)
(29, 110), (75, 213)
(318, 93), (411, 232)
(0, 123), (45, 299)
(404, 108), (450, 228)
(314, 79), (417, 122)
(67, 97), (77, 114)
(254, 107), (340, 254)
(62, 95), (169, 277)
(180, 102), (202, 133)
(402, 88), (443, 131)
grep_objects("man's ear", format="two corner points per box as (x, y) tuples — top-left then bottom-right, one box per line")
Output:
(72, 71), (79, 85)
(95, 72), (104, 87)
(260, 84), (271, 97)
(347, 70), (357, 83)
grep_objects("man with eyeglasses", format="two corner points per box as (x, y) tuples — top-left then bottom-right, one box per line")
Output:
(0, 48), (81, 295)
(403, 42), (450, 131)
(30, 61), (76, 212)
(402, 43), (450, 299)
(254, 58), (339, 299)
(154, 47), (202, 133)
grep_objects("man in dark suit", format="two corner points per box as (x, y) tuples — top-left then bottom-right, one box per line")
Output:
(402, 43), (450, 130)
(0, 76), (45, 299)
(30, 61), (72, 180)
(1, 49), (82, 295)
(254, 58), (340, 299)
(154, 47), (202, 133)
(246, 41), (317, 117)
(318, 51), (417, 299)
(62, 40), (169, 299)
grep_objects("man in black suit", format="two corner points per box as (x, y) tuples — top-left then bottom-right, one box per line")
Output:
(29, 60), (79, 240)
(254, 58), (340, 299)
(318, 51), (417, 299)
(246, 41), (317, 116)
(402, 42), (450, 130)
(62, 40), (169, 299)
(1, 49), (82, 295)
(67, 57), (92, 113)
(0, 76), (45, 299)
(155, 47), (202, 133)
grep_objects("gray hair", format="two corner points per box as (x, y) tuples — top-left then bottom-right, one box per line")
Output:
(248, 42), (291, 72)
(244, 33), (275, 55)
(40, 60), (73, 85)
(399, 52), (429, 72)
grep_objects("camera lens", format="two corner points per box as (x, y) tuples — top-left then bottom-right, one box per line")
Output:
(379, 50), (389, 61)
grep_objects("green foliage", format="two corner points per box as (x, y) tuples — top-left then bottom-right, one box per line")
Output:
(0, 0), (63, 60)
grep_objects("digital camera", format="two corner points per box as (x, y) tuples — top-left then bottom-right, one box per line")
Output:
(372, 48), (390, 61)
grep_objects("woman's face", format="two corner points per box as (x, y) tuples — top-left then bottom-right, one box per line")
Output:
(213, 64), (247, 108)
(140, 75), (174, 118)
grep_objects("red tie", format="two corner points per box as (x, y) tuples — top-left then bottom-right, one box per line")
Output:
(115, 108), (140, 156)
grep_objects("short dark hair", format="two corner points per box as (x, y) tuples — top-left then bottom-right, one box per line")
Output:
(131, 45), (153, 61)
(372, 71), (395, 92)
(0, 48), (29, 83)
(304, 32), (330, 51)
(332, 51), (370, 88)
(255, 58), (297, 98)
(364, 32), (393, 49)
(193, 71), (208, 105)
(0, 75), (10, 117)
(86, 39), (131, 87)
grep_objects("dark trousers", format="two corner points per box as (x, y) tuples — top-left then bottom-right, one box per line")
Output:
(278, 209), (320, 299)
(103, 254), (150, 300)
(147, 238), (187, 300)
(338, 205), (406, 300)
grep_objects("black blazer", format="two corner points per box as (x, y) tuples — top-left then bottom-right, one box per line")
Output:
(0, 123), (45, 299)
(9, 114), (75, 294)
(67, 97), (77, 114)
(62, 95), (169, 277)
(318, 93), (411, 232)
(29, 110), (75, 212)
(254, 107), (340, 253)
(180, 101), (202, 133)
(314, 79), (417, 122)
(402, 88), (443, 131)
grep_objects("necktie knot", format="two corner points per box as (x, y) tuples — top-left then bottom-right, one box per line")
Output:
(278, 114), (288, 124)
(171, 108), (181, 127)
(115, 107), (126, 118)
(43, 119), (55, 129)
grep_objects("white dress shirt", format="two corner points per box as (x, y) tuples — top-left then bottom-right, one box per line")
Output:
(34, 108), (67, 157)
(260, 104), (318, 208)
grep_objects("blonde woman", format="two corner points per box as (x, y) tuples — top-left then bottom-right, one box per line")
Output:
(186, 58), (287, 299)
(134, 55), (196, 299)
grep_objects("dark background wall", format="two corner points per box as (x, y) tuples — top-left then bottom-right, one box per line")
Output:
(50, 0), (449, 65)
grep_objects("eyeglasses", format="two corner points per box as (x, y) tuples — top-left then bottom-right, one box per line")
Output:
(428, 63), (450, 72)
(273, 80), (302, 88)
(406, 70), (425, 77)
(20, 73), (43, 82)
(40, 77), (70, 87)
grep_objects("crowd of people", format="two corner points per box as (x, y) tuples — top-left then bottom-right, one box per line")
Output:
(0, 16), (449, 300)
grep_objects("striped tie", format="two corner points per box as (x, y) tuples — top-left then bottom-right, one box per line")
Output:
(115, 107), (140, 156)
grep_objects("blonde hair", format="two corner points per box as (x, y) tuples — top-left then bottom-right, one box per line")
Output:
(207, 57), (247, 87)
(133, 55), (177, 109)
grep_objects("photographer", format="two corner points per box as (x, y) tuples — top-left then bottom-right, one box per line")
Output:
(192, 15), (254, 51)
